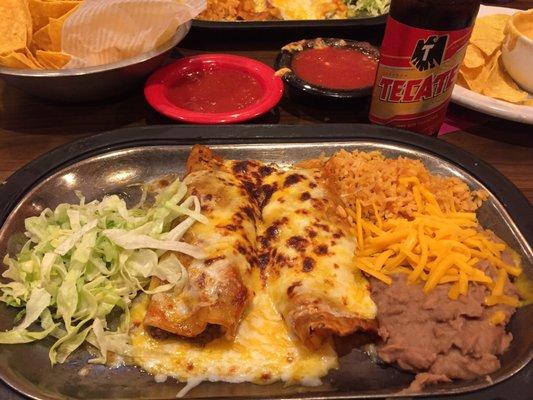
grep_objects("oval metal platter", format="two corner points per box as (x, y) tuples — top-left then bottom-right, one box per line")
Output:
(0, 124), (531, 400)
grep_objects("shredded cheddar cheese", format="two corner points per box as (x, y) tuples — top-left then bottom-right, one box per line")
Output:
(353, 177), (522, 305)
(489, 311), (506, 325)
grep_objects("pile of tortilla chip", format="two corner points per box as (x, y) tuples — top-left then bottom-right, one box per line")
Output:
(458, 14), (532, 106)
(0, 0), (81, 70)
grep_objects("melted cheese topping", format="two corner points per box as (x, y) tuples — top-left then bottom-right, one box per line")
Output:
(131, 162), (372, 388)
(144, 169), (257, 338)
(261, 169), (377, 320)
(183, 169), (258, 272)
(130, 286), (337, 385)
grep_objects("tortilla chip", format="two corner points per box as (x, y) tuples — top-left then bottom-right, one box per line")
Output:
(22, 47), (44, 68)
(32, 24), (54, 51)
(482, 53), (529, 104)
(28, 0), (81, 32)
(463, 44), (486, 70)
(0, 0), (33, 54)
(470, 14), (511, 57)
(22, 0), (34, 45)
(456, 71), (469, 90)
(35, 50), (70, 69)
(521, 99), (533, 106)
(460, 51), (499, 94)
(31, 4), (78, 52)
(0, 51), (40, 69)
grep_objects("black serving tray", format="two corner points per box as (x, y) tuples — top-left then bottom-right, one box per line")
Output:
(191, 14), (387, 31)
(0, 124), (531, 400)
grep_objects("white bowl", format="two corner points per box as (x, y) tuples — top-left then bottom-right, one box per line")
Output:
(502, 9), (533, 94)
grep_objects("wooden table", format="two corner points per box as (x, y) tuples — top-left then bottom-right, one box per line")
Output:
(0, 2), (531, 205)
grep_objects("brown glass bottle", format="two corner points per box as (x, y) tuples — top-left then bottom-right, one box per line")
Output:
(369, 0), (481, 136)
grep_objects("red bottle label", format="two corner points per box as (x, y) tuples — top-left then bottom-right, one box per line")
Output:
(369, 16), (473, 135)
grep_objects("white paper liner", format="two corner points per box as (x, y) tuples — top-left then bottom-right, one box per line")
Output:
(62, 0), (205, 68)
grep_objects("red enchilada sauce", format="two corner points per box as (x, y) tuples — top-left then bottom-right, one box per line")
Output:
(291, 47), (378, 90)
(166, 67), (264, 113)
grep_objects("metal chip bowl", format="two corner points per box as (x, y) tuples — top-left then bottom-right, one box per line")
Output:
(0, 22), (191, 103)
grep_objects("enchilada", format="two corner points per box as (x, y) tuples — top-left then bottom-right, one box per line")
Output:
(257, 168), (377, 349)
(143, 147), (260, 340)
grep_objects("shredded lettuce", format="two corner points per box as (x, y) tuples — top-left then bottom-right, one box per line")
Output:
(0, 178), (205, 365)
(345, 0), (390, 18)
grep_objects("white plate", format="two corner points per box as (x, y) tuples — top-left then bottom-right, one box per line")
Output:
(451, 5), (533, 125)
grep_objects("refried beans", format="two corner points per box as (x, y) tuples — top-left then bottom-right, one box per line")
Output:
(370, 263), (518, 391)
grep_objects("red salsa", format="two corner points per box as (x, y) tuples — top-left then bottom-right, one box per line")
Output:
(291, 47), (378, 90)
(166, 66), (264, 113)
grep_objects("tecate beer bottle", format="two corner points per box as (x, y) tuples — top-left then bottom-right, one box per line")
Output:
(369, 0), (481, 136)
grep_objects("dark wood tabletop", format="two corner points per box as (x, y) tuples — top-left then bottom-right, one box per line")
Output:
(0, 1), (531, 204)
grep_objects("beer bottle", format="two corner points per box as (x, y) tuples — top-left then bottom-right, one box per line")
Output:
(369, 0), (481, 136)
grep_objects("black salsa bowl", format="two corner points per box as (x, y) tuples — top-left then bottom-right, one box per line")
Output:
(275, 38), (380, 108)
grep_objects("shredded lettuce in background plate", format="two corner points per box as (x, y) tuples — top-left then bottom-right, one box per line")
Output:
(345, 0), (390, 18)
(0, 178), (206, 365)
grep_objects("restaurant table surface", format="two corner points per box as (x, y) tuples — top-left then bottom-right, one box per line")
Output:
(0, 1), (532, 400)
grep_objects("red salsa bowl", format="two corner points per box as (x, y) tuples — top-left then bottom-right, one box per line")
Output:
(275, 38), (380, 104)
(145, 54), (284, 124)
